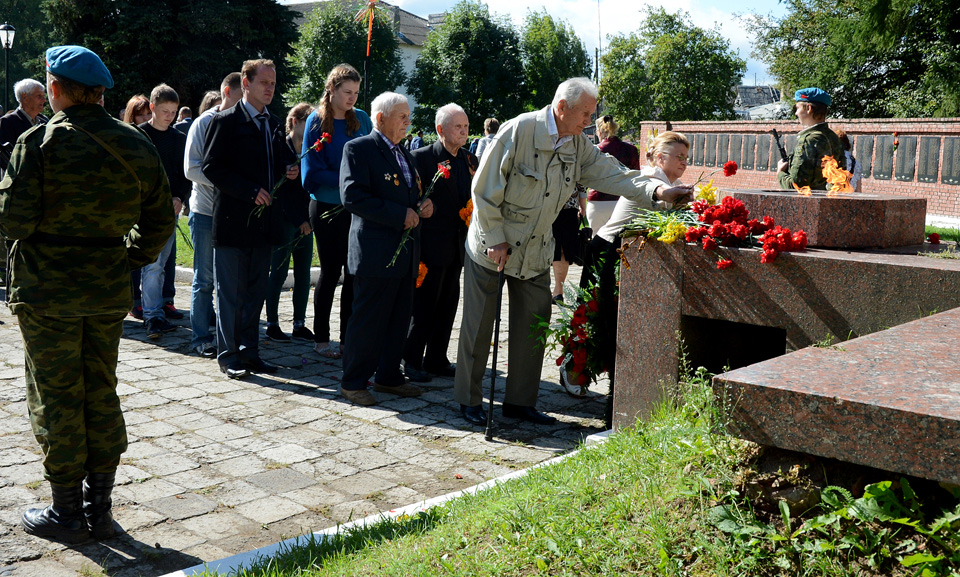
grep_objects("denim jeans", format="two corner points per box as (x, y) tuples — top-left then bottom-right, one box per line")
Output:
(141, 233), (176, 322)
(189, 212), (215, 347)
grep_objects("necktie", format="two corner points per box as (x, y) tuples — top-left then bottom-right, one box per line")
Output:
(391, 145), (413, 188)
(256, 112), (273, 187)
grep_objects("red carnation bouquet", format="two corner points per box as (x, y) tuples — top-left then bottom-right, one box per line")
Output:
(535, 280), (609, 397)
(387, 162), (451, 267)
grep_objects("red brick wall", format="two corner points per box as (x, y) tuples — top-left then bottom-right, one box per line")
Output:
(636, 119), (960, 219)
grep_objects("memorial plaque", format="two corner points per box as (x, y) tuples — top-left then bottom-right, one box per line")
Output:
(742, 135), (756, 170)
(730, 135), (742, 165)
(944, 138), (960, 185)
(856, 136), (874, 179)
(718, 134), (730, 164)
(705, 134), (717, 167)
(874, 135), (894, 180)
(895, 136), (917, 181)
(756, 134), (771, 171)
(786, 134), (798, 157)
(918, 137), (941, 183)
(694, 133), (705, 166)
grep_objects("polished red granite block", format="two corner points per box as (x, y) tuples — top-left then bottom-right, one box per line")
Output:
(713, 307), (960, 485)
(725, 189), (926, 248)
(614, 240), (960, 428)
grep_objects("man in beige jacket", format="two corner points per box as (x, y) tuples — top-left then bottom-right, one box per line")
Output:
(454, 77), (692, 426)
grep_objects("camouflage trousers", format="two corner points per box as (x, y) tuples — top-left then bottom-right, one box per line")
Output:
(18, 310), (127, 486)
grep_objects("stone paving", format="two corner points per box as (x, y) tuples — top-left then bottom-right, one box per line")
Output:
(0, 268), (608, 577)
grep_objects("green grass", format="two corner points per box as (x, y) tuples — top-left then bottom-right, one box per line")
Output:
(192, 360), (960, 577)
(173, 216), (321, 268)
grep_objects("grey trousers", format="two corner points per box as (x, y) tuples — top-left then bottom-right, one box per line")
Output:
(454, 256), (550, 407)
(214, 245), (271, 369)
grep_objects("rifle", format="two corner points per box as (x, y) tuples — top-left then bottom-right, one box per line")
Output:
(771, 129), (789, 162)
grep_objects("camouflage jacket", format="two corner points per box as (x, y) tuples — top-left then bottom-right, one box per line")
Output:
(778, 123), (844, 191)
(0, 104), (175, 315)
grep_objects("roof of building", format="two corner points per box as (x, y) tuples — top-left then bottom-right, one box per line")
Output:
(734, 85), (782, 110)
(289, 0), (432, 47)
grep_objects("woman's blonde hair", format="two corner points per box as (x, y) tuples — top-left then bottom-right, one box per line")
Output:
(646, 131), (689, 166)
(596, 114), (618, 140)
(318, 64), (362, 136)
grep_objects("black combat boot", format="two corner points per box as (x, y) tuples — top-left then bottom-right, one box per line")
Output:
(83, 471), (117, 540)
(21, 483), (90, 543)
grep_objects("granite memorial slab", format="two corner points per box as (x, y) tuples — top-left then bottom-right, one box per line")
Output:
(742, 135), (756, 170)
(875, 135), (894, 179)
(755, 134), (771, 171)
(726, 189), (926, 248)
(713, 307), (960, 485)
(694, 134), (705, 166)
(943, 137), (960, 186)
(718, 134), (730, 164)
(895, 136), (917, 182)
(856, 135), (874, 179)
(918, 136), (940, 184)
(706, 134), (717, 167)
(613, 240), (960, 428)
(730, 135), (742, 165)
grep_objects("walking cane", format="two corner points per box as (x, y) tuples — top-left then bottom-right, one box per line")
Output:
(485, 249), (510, 442)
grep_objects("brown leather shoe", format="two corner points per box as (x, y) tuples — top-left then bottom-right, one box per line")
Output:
(340, 387), (376, 406)
(372, 382), (423, 397)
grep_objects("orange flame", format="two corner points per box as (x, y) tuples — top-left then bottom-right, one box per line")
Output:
(792, 183), (812, 196)
(821, 155), (853, 194)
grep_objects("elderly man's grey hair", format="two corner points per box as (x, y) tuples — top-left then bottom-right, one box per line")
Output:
(551, 77), (598, 109)
(13, 78), (44, 104)
(371, 92), (409, 129)
(434, 103), (466, 132)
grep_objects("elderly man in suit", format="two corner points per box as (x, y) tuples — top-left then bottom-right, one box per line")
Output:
(0, 78), (48, 169)
(403, 103), (476, 382)
(338, 92), (434, 406)
(202, 59), (298, 379)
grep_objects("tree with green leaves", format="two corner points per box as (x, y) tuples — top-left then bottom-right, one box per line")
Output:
(520, 10), (591, 110)
(43, 0), (299, 115)
(0, 0), (52, 113)
(409, 0), (525, 129)
(600, 8), (745, 131)
(745, 0), (960, 118)
(285, 1), (405, 109)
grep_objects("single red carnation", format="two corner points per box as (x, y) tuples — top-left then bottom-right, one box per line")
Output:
(587, 299), (599, 312)
(685, 227), (706, 243)
(716, 259), (734, 270)
(723, 161), (738, 177)
(929, 233), (941, 244)
(691, 199), (709, 215)
(437, 163), (451, 179)
(703, 237), (718, 251)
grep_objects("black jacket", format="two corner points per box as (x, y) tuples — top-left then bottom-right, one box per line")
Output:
(410, 140), (475, 267)
(0, 108), (47, 170)
(340, 131), (423, 278)
(201, 101), (294, 248)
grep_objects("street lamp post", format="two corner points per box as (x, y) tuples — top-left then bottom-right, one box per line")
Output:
(0, 23), (15, 113)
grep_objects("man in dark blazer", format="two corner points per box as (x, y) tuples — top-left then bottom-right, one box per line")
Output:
(0, 78), (48, 170)
(403, 103), (476, 382)
(202, 58), (298, 379)
(338, 92), (434, 406)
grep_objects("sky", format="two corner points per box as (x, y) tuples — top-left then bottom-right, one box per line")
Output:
(280, 0), (787, 85)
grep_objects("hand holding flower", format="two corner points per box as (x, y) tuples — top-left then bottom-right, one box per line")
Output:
(419, 198), (434, 219)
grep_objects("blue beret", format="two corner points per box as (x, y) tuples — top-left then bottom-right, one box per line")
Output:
(45, 45), (114, 89)
(795, 87), (831, 106)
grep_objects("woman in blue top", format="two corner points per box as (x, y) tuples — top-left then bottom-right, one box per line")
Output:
(302, 63), (372, 358)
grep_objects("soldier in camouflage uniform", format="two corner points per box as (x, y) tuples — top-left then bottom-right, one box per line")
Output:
(0, 46), (175, 543)
(778, 87), (844, 191)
